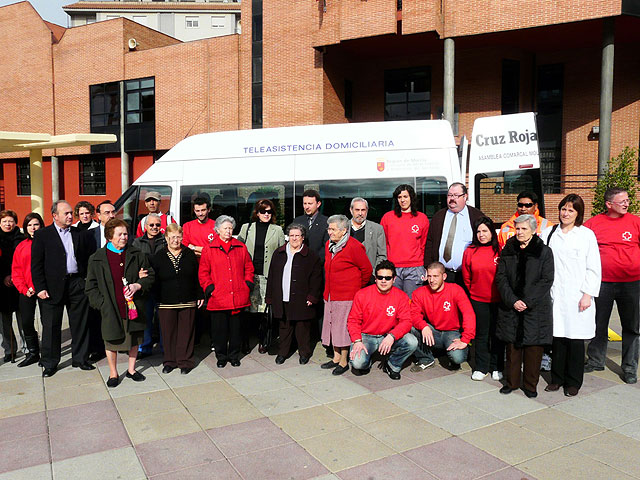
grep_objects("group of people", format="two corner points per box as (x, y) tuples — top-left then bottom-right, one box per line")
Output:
(0, 183), (638, 398)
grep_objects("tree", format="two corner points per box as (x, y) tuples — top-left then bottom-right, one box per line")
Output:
(592, 146), (639, 216)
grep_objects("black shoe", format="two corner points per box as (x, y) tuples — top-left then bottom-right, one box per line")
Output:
(137, 351), (152, 359)
(584, 364), (604, 373)
(3, 353), (15, 363)
(230, 359), (241, 367)
(544, 383), (561, 392)
(180, 367), (192, 375)
(162, 365), (175, 374)
(499, 385), (515, 395)
(332, 364), (349, 376)
(125, 370), (146, 382)
(321, 361), (338, 370)
(258, 344), (268, 354)
(564, 386), (579, 396)
(275, 355), (286, 365)
(72, 362), (96, 371)
(89, 352), (106, 363)
(522, 387), (537, 398)
(17, 353), (40, 368)
(216, 359), (227, 368)
(299, 356), (310, 365)
(382, 362), (401, 380)
(623, 373), (637, 384)
(106, 376), (119, 388)
(42, 367), (57, 377)
(351, 367), (370, 376)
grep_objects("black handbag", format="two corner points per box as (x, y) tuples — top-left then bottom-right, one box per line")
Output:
(259, 304), (274, 349)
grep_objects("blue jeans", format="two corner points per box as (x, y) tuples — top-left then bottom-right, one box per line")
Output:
(350, 332), (418, 373)
(412, 326), (468, 365)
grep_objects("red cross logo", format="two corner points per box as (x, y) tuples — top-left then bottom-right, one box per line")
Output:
(443, 301), (451, 312)
(386, 306), (395, 317)
(411, 225), (419, 234)
(622, 231), (632, 241)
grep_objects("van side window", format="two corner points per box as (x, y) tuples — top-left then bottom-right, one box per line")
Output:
(180, 183), (293, 234)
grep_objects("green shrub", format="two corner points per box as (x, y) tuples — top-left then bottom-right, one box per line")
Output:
(592, 146), (639, 216)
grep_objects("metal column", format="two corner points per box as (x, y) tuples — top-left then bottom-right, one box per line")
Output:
(443, 38), (455, 126)
(598, 18), (615, 175)
(29, 149), (44, 216)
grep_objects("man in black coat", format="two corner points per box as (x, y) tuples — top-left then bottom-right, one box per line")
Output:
(424, 182), (486, 287)
(293, 189), (329, 264)
(32, 200), (96, 377)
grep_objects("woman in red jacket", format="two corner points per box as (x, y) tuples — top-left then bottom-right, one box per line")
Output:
(462, 216), (504, 382)
(11, 212), (44, 367)
(321, 215), (372, 375)
(199, 215), (254, 368)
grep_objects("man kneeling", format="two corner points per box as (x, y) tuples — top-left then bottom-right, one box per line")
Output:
(410, 262), (476, 371)
(347, 260), (417, 380)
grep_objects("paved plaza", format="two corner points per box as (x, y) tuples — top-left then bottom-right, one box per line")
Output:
(1, 319), (639, 480)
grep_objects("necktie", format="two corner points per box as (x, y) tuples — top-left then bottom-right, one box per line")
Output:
(308, 216), (313, 230)
(443, 213), (457, 263)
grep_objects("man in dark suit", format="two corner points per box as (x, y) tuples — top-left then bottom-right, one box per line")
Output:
(91, 200), (116, 249)
(32, 200), (96, 377)
(293, 189), (329, 263)
(424, 183), (485, 287)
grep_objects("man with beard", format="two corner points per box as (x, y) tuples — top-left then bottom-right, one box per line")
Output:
(349, 197), (386, 279)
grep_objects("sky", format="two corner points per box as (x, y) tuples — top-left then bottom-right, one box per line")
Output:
(0, 0), (70, 26)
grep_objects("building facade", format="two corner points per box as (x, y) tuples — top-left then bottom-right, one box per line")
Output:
(0, 0), (638, 221)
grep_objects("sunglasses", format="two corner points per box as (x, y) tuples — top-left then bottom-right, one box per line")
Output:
(147, 223), (161, 227)
(517, 202), (534, 208)
(375, 275), (394, 281)
(259, 209), (273, 215)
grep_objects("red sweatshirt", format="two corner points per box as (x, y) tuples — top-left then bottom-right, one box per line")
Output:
(347, 285), (413, 341)
(411, 282), (476, 344)
(462, 245), (501, 303)
(182, 218), (217, 248)
(380, 211), (429, 267)
(584, 213), (640, 282)
(11, 238), (33, 295)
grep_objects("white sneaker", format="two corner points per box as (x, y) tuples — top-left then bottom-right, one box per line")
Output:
(492, 371), (504, 381)
(471, 371), (488, 381)
(410, 359), (435, 372)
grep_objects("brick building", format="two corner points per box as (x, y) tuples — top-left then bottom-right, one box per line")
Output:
(0, 0), (639, 221)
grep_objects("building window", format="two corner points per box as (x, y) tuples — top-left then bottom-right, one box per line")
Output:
(16, 159), (30, 196)
(186, 16), (199, 28)
(384, 67), (431, 121)
(502, 59), (520, 115)
(251, 0), (263, 129)
(124, 77), (155, 151)
(211, 15), (225, 28)
(132, 15), (147, 26)
(90, 81), (120, 153)
(80, 156), (106, 195)
(105, 15), (119, 20)
(536, 64), (564, 194)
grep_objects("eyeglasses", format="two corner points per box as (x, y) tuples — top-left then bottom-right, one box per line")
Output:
(147, 223), (161, 227)
(375, 275), (394, 281)
(259, 209), (273, 215)
(447, 193), (465, 199)
(517, 202), (534, 208)
(609, 199), (630, 206)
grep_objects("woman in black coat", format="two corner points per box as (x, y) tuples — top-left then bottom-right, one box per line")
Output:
(266, 223), (322, 365)
(496, 214), (554, 398)
(151, 224), (203, 375)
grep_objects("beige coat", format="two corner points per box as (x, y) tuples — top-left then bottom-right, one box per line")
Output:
(237, 222), (285, 277)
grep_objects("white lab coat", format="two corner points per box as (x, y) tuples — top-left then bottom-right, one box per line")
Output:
(540, 225), (601, 339)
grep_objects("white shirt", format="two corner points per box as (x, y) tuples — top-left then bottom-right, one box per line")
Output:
(438, 206), (473, 270)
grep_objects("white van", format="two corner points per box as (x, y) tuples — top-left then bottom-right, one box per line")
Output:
(114, 114), (543, 233)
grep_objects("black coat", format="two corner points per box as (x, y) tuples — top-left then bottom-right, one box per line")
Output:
(133, 234), (167, 259)
(293, 213), (329, 264)
(424, 205), (486, 267)
(265, 244), (322, 321)
(0, 227), (25, 312)
(150, 246), (203, 305)
(32, 224), (96, 304)
(495, 234), (554, 346)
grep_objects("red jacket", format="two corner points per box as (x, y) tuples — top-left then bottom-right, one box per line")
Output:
(199, 236), (255, 311)
(462, 245), (501, 303)
(11, 238), (33, 295)
(348, 285), (413, 341)
(324, 237), (372, 301)
(411, 282), (476, 344)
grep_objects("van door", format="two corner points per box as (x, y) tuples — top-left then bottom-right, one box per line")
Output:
(114, 181), (178, 235)
(467, 113), (545, 225)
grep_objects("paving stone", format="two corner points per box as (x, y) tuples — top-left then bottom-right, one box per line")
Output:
(52, 446), (145, 480)
(229, 442), (328, 479)
(247, 386), (320, 416)
(187, 397), (263, 429)
(423, 371), (499, 399)
(416, 399), (502, 435)
(360, 413), (450, 452)
(376, 382), (451, 412)
(227, 371), (292, 396)
(270, 406), (354, 441)
(50, 419), (131, 462)
(336, 453), (437, 480)
(569, 431), (640, 478)
(299, 377), (370, 403)
(511, 408), (605, 445)
(325, 394), (405, 425)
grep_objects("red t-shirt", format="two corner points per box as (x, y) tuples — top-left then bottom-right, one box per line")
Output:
(182, 218), (217, 248)
(462, 245), (501, 303)
(411, 282), (476, 344)
(584, 213), (640, 282)
(380, 211), (429, 267)
(347, 285), (413, 341)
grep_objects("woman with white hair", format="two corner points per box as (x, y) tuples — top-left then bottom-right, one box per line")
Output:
(199, 215), (254, 368)
(496, 214), (554, 398)
(321, 214), (372, 375)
